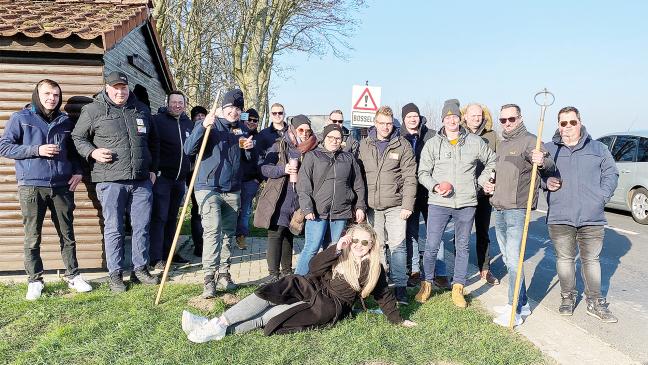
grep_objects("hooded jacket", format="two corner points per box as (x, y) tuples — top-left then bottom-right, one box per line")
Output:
(72, 91), (159, 182)
(358, 127), (417, 211)
(0, 86), (81, 187)
(418, 126), (496, 208)
(153, 107), (194, 181)
(297, 146), (366, 220)
(543, 126), (618, 226)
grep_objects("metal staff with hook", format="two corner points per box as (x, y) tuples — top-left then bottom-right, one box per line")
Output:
(155, 90), (223, 306)
(508, 88), (555, 328)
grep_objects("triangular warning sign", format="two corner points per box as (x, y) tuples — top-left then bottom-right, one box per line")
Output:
(353, 87), (378, 111)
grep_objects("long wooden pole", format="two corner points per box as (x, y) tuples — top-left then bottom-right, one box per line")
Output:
(155, 95), (221, 306)
(509, 91), (551, 328)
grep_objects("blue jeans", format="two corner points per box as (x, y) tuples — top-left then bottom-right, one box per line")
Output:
(406, 208), (447, 277)
(236, 180), (260, 237)
(150, 176), (186, 264)
(368, 207), (408, 287)
(96, 179), (153, 274)
(295, 219), (346, 275)
(423, 204), (476, 286)
(494, 209), (528, 312)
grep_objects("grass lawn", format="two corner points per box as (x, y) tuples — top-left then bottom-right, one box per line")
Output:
(0, 282), (547, 365)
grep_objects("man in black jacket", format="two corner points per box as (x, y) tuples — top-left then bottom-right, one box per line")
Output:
(235, 108), (261, 250)
(149, 91), (194, 269)
(72, 71), (160, 292)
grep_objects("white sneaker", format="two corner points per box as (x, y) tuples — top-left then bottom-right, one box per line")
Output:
(67, 276), (93, 293)
(26, 281), (44, 300)
(182, 310), (209, 335)
(493, 311), (524, 327)
(493, 303), (532, 316)
(187, 318), (227, 343)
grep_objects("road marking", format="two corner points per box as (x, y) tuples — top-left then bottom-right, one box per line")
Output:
(534, 210), (639, 235)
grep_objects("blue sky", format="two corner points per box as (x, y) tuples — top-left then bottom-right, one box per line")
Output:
(272, 1), (647, 140)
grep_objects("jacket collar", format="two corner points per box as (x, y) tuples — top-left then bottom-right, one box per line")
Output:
(552, 125), (591, 150)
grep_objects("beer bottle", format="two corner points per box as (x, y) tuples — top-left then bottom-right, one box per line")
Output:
(488, 169), (496, 195)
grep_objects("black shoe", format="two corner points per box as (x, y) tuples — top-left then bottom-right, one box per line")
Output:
(202, 274), (216, 299)
(407, 272), (420, 288)
(109, 271), (127, 293)
(586, 298), (618, 323)
(265, 273), (281, 284)
(151, 260), (166, 271)
(559, 292), (575, 316)
(216, 273), (237, 291)
(280, 269), (294, 278)
(133, 267), (160, 285)
(172, 254), (190, 264)
(395, 286), (409, 306)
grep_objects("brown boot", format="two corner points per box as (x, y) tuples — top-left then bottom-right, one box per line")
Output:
(433, 276), (451, 290)
(236, 235), (247, 250)
(452, 283), (467, 308)
(415, 280), (433, 303)
(481, 270), (499, 285)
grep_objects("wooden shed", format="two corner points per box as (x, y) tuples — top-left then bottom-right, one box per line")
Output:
(0, 0), (175, 272)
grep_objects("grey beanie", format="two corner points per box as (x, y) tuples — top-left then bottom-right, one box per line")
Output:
(291, 114), (311, 128)
(441, 99), (461, 119)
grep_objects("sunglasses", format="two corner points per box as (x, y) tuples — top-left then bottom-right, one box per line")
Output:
(351, 238), (372, 246)
(296, 128), (312, 135)
(559, 120), (578, 127)
(248, 118), (258, 123)
(499, 116), (518, 124)
(330, 119), (344, 124)
(271, 111), (284, 116)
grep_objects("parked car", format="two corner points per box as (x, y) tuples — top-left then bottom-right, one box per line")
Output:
(597, 131), (648, 224)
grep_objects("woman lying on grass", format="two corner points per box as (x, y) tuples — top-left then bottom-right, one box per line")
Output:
(182, 223), (417, 342)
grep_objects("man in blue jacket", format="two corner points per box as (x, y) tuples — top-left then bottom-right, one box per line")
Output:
(544, 106), (619, 323)
(0, 79), (93, 300)
(149, 91), (194, 269)
(184, 89), (253, 298)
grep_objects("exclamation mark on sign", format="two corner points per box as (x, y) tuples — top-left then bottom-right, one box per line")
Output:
(364, 95), (368, 107)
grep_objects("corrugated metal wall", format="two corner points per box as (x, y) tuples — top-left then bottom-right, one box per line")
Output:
(0, 59), (106, 271)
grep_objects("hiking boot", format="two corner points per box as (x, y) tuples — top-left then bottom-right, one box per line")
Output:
(202, 274), (216, 299)
(395, 286), (409, 305)
(133, 267), (160, 285)
(415, 280), (433, 303)
(109, 271), (127, 293)
(182, 310), (209, 335)
(481, 270), (500, 285)
(216, 273), (237, 291)
(172, 254), (190, 264)
(586, 298), (618, 323)
(451, 283), (467, 308)
(67, 275), (93, 293)
(559, 292), (576, 316)
(236, 235), (248, 250)
(407, 272), (421, 287)
(187, 317), (227, 343)
(25, 280), (44, 300)
(433, 276), (451, 290)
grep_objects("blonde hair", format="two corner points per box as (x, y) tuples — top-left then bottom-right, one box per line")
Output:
(332, 223), (382, 298)
(374, 106), (393, 120)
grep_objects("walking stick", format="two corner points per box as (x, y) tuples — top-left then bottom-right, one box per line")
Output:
(509, 88), (554, 328)
(155, 91), (222, 305)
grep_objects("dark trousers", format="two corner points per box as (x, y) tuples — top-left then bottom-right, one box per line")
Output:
(149, 176), (186, 264)
(187, 174), (203, 256)
(474, 195), (493, 271)
(266, 225), (294, 275)
(19, 186), (80, 282)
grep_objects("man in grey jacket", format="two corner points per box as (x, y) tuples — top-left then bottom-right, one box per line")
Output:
(544, 106), (618, 323)
(484, 103), (554, 326)
(358, 106), (417, 305)
(415, 99), (496, 308)
(72, 71), (160, 292)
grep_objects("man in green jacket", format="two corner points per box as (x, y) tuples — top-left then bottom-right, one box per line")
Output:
(358, 106), (417, 305)
(415, 99), (496, 308)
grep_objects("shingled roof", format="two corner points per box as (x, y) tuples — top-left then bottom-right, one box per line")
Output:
(0, 0), (151, 50)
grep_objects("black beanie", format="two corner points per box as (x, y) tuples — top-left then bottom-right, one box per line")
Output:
(245, 108), (260, 120)
(222, 89), (244, 110)
(291, 114), (311, 128)
(401, 102), (420, 121)
(322, 124), (343, 140)
(190, 106), (208, 120)
(441, 99), (461, 119)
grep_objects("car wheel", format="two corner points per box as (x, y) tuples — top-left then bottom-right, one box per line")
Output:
(631, 187), (648, 224)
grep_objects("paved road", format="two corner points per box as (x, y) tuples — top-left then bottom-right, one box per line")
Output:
(457, 199), (648, 363)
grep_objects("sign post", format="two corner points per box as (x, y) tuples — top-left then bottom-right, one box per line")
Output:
(351, 84), (381, 128)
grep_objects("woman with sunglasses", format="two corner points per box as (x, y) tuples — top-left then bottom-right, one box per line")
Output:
(295, 123), (367, 276)
(182, 223), (417, 342)
(253, 115), (318, 282)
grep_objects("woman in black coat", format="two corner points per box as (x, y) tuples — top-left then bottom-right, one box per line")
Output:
(182, 223), (417, 343)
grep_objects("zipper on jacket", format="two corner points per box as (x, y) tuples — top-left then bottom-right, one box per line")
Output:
(331, 154), (337, 221)
(122, 108), (135, 180)
(176, 117), (183, 181)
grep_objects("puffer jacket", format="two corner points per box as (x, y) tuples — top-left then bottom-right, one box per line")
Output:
(297, 147), (366, 220)
(489, 123), (555, 210)
(544, 126), (618, 226)
(72, 91), (159, 182)
(358, 127), (417, 211)
(153, 107), (194, 181)
(418, 126), (496, 208)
